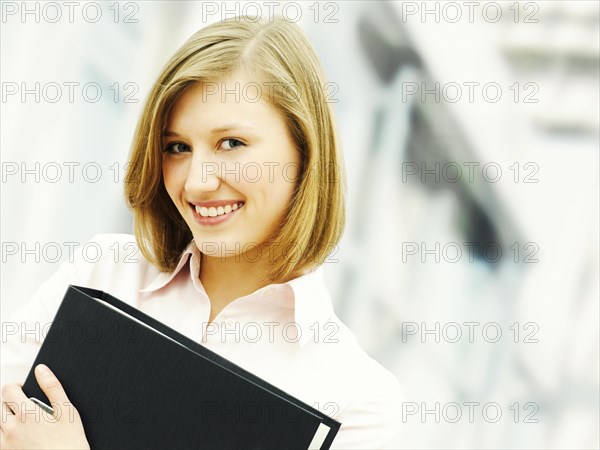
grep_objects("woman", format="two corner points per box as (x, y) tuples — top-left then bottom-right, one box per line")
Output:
(1, 16), (402, 449)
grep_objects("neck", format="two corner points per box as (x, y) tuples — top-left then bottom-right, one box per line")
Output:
(200, 251), (271, 300)
(198, 246), (310, 323)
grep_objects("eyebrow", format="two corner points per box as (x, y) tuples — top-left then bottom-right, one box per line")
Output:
(162, 124), (254, 137)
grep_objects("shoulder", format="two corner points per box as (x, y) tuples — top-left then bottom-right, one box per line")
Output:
(67, 233), (161, 294)
(70, 233), (143, 268)
(308, 318), (399, 388)
(336, 319), (402, 400)
(303, 318), (403, 448)
(0, 234), (162, 384)
(30, 233), (163, 326)
(78, 233), (140, 254)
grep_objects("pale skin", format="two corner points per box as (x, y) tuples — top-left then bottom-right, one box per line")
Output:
(0, 70), (305, 446)
(162, 70), (306, 323)
(1, 364), (90, 449)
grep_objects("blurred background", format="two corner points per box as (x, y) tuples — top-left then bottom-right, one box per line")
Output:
(1, 1), (598, 448)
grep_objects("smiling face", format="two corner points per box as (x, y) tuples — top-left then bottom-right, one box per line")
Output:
(161, 71), (301, 259)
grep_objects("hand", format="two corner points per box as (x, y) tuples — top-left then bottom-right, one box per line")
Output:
(1, 364), (90, 449)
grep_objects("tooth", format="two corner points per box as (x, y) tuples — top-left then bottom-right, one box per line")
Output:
(224, 204), (232, 213)
(195, 205), (201, 214)
(232, 203), (238, 210)
(208, 207), (217, 217)
(200, 207), (209, 217)
(217, 206), (225, 215)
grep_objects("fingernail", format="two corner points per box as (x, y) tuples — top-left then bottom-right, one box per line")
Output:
(36, 364), (52, 377)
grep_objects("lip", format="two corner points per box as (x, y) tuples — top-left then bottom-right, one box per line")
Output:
(190, 199), (244, 208)
(189, 201), (245, 226)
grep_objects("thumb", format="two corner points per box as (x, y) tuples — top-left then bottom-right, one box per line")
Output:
(35, 364), (70, 408)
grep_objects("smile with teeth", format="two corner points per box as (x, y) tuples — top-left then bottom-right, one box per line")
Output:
(194, 202), (244, 218)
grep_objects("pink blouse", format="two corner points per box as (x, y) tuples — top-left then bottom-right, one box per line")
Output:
(1, 234), (402, 448)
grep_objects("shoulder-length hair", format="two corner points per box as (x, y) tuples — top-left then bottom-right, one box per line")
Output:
(124, 15), (346, 283)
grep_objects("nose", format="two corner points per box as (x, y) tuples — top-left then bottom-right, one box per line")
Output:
(184, 150), (221, 195)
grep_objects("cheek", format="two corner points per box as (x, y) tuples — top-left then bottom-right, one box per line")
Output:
(279, 171), (297, 200)
(273, 157), (300, 195)
(282, 162), (300, 186)
(262, 169), (297, 214)
(162, 160), (184, 200)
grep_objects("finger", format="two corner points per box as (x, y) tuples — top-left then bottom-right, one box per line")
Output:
(1, 384), (30, 407)
(2, 401), (16, 415)
(35, 364), (70, 408)
(1, 402), (17, 430)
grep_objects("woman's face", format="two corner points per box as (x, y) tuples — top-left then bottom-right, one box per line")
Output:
(162, 71), (300, 259)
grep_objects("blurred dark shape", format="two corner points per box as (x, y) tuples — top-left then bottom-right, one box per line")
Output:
(357, 7), (422, 84)
(356, 1), (508, 267)
(406, 106), (501, 264)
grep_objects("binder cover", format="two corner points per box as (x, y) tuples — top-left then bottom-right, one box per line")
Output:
(22, 285), (340, 449)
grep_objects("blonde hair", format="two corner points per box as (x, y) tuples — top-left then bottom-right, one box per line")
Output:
(124, 15), (346, 283)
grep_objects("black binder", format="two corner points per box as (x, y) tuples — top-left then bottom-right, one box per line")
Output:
(22, 285), (341, 449)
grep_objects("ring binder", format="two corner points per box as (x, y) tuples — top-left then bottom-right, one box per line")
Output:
(22, 285), (341, 450)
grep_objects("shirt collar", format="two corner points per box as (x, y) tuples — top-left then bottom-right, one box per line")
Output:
(139, 241), (334, 348)
(287, 265), (335, 348)
(139, 240), (198, 293)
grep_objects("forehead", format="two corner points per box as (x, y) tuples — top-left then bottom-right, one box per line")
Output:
(167, 72), (282, 130)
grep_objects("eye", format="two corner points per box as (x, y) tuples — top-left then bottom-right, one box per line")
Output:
(219, 138), (245, 151)
(163, 142), (191, 154)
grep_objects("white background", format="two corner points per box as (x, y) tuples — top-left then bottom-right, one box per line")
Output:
(1, 1), (598, 448)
